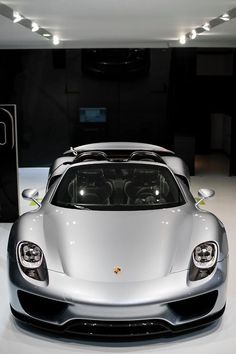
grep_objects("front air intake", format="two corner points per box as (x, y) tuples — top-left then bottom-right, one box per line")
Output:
(18, 291), (68, 320)
(168, 291), (218, 320)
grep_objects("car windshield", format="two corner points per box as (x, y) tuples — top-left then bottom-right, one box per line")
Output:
(51, 162), (185, 210)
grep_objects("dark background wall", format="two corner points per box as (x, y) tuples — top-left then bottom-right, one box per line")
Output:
(1, 48), (236, 174)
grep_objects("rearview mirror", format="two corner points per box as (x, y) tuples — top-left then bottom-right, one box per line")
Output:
(22, 189), (41, 207)
(195, 188), (215, 206)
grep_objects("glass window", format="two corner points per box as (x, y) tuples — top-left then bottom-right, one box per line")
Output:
(51, 163), (185, 210)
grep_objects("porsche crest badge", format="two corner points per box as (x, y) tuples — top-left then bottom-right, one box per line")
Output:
(113, 266), (121, 274)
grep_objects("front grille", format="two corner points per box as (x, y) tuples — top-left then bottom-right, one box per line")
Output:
(65, 319), (169, 337)
(15, 289), (223, 339)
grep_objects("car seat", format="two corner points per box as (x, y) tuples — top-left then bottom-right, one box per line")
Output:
(124, 169), (169, 205)
(68, 169), (113, 205)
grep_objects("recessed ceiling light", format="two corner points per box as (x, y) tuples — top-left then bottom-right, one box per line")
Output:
(189, 29), (197, 39)
(202, 22), (210, 31)
(1, 3), (60, 43)
(179, 35), (186, 45)
(220, 13), (230, 21)
(31, 22), (39, 32)
(177, 6), (236, 44)
(53, 35), (60, 45)
(13, 11), (23, 23)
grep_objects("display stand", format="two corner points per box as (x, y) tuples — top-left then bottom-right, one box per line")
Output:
(0, 104), (19, 222)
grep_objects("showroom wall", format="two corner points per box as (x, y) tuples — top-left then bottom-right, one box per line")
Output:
(66, 49), (172, 147)
(0, 48), (236, 174)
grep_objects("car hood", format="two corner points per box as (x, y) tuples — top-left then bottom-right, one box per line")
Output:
(39, 204), (207, 283)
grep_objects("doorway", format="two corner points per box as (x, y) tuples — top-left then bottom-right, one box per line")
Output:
(195, 113), (231, 176)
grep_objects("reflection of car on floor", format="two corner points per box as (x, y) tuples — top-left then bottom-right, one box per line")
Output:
(8, 142), (228, 339)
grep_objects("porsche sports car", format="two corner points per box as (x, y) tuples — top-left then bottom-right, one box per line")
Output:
(8, 142), (228, 339)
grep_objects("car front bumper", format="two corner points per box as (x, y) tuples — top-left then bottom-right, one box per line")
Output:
(9, 258), (228, 338)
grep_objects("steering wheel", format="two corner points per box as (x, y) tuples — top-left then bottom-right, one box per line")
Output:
(134, 187), (157, 205)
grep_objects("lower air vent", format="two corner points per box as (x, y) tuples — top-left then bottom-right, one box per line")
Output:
(168, 291), (218, 320)
(18, 291), (68, 320)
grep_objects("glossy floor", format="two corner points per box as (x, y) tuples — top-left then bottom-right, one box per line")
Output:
(0, 168), (236, 353)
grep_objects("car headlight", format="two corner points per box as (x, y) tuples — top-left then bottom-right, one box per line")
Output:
(18, 242), (48, 281)
(189, 242), (218, 281)
(193, 242), (218, 269)
(19, 242), (43, 268)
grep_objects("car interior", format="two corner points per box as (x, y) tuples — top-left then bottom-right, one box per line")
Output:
(61, 164), (176, 207)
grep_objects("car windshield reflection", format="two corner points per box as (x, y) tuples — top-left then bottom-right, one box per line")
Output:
(51, 163), (185, 210)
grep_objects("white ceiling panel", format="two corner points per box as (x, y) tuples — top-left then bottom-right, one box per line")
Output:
(0, 0), (236, 48)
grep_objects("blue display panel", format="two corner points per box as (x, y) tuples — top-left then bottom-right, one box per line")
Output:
(80, 108), (107, 123)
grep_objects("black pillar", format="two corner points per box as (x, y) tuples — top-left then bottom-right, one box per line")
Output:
(0, 105), (19, 222)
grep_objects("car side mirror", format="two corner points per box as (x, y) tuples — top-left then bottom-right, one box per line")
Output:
(22, 188), (41, 207)
(195, 188), (215, 206)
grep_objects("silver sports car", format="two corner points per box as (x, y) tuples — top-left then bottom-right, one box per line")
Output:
(8, 142), (228, 339)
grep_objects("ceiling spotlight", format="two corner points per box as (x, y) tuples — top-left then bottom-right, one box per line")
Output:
(179, 35), (186, 45)
(220, 13), (230, 21)
(189, 29), (197, 40)
(52, 35), (60, 45)
(31, 22), (39, 32)
(13, 11), (23, 23)
(202, 22), (210, 31)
